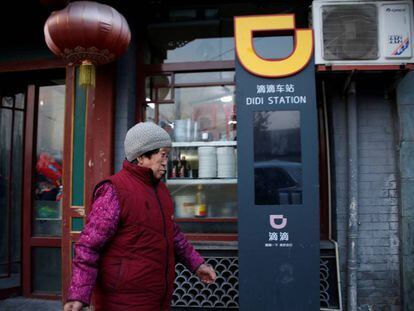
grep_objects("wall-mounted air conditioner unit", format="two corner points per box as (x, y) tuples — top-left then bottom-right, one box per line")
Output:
(312, 0), (414, 65)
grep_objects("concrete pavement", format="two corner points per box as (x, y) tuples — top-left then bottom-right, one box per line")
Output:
(0, 297), (62, 310)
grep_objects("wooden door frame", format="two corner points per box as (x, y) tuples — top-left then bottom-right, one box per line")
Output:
(61, 64), (115, 301)
(22, 81), (63, 300)
(0, 58), (67, 299)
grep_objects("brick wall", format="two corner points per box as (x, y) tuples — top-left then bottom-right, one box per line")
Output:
(396, 71), (414, 311)
(329, 78), (401, 310)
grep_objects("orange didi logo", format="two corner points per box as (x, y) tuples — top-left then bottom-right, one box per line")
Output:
(234, 15), (313, 78)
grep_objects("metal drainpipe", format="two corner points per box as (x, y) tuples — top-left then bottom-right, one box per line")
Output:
(346, 81), (358, 311)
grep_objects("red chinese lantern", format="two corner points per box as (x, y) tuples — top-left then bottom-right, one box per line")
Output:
(44, 1), (131, 86)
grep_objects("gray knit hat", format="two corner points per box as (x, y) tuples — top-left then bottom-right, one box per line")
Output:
(124, 122), (172, 161)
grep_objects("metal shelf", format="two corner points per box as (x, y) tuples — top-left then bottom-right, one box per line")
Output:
(166, 178), (237, 185)
(172, 141), (237, 148)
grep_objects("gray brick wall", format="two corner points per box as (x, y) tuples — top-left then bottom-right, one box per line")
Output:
(329, 79), (401, 310)
(396, 71), (414, 311)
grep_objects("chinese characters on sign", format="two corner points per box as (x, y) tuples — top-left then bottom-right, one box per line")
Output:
(266, 215), (293, 248)
(257, 84), (295, 93)
(245, 83), (308, 105)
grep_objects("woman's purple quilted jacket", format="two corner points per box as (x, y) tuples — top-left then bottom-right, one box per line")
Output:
(68, 183), (204, 305)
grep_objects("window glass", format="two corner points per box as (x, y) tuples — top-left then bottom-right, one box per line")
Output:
(32, 247), (61, 293)
(33, 85), (65, 237)
(254, 111), (302, 205)
(164, 37), (234, 63)
(12, 110), (23, 263)
(145, 83), (237, 232)
(158, 86), (236, 142)
(0, 108), (12, 276)
(15, 93), (25, 109)
(0, 93), (24, 288)
(143, 67), (239, 233)
(145, 102), (156, 123)
(147, 20), (234, 64)
(169, 184), (237, 219)
(175, 71), (234, 84)
(145, 75), (172, 102)
(145, 5), (292, 64)
(2, 96), (13, 108)
(156, 87), (173, 101)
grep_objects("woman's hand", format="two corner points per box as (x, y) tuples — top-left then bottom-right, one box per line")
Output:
(63, 301), (83, 311)
(195, 263), (217, 284)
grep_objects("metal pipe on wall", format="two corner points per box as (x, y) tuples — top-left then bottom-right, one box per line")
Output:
(346, 81), (358, 311)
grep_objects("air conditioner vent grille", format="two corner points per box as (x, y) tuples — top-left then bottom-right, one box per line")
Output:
(322, 4), (378, 60)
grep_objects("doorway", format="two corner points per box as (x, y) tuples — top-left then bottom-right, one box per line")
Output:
(0, 86), (25, 299)
(0, 70), (65, 299)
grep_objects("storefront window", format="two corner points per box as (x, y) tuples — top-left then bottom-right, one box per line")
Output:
(146, 18), (294, 64)
(163, 37), (235, 63)
(145, 75), (173, 102)
(158, 86), (236, 141)
(175, 72), (234, 84)
(145, 74), (237, 234)
(254, 111), (302, 205)
(146, 16), (234, 64)
(33, 85), (65, 237)
(146, 31), (296, 64)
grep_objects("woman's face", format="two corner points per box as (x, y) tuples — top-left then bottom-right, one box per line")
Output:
(138, 147), (170, 180)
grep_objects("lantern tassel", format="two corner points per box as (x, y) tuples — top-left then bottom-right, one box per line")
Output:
(79, 60), (96, 87)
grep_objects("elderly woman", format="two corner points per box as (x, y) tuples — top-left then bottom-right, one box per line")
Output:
(64, 122), (216, 311)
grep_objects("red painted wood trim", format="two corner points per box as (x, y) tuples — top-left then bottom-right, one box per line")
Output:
(29, 237), (61, 247)
(85, 64), (115, 215)
(185, 234), (238, 242)
(69, 207), (85, 217)
(70, 233), (81, 240)
(29, 293), (61, 300)
(61, 66), (75, 302)
(0, 58), (65, 73)
(22, 84), (36, 297)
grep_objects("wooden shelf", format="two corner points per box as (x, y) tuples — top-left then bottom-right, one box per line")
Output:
(172, 141), (237, 148)
(185, 233), (238, 242)
(166, 178), (237, 185)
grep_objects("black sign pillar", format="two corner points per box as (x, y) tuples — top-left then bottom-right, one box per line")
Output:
(235, 21), (320, 310)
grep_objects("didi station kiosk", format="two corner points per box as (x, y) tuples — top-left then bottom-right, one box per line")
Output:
(235, 14), (320, 310)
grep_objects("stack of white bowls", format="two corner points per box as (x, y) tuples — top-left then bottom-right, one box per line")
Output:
(217, 147), (236, 178)
(198, 146), (217, 178)
(174, 119), (193, 142)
